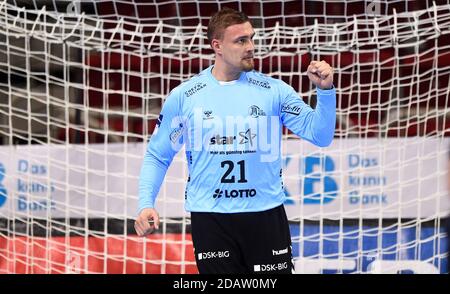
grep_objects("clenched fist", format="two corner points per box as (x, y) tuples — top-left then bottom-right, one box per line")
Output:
(134, 208), (160, 236)
(307, 60), (334, 90)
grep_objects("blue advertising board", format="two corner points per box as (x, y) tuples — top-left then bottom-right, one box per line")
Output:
(290, 223), (448, 274)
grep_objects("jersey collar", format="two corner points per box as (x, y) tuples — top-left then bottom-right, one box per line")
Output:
(206, 65), (247, 86)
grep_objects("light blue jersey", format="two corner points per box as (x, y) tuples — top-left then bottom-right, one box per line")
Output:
(139, 65), (336, 213)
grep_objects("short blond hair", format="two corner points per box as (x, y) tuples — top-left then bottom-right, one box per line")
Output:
(207, 7), (252, 44)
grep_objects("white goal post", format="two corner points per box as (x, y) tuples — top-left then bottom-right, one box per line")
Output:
(0, 0), (449, 274)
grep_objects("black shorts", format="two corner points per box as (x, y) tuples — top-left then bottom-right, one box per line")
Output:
(190, 204), (294, 274)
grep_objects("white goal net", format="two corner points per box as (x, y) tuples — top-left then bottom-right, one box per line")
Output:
(0, 0), (449, 274)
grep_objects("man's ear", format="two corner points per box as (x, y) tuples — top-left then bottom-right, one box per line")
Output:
(211, 39), (222, 55)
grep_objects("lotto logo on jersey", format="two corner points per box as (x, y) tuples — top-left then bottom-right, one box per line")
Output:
(197, 250), (230, 260)
(213, 188), (256, 198)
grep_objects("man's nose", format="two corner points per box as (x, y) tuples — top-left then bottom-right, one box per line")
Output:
(247, 39), (255, 52)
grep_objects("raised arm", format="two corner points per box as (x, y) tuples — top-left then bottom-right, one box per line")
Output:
(280, 60), (336, 147)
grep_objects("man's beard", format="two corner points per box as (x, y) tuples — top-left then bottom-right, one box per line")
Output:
(241, 58), (254, 72)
